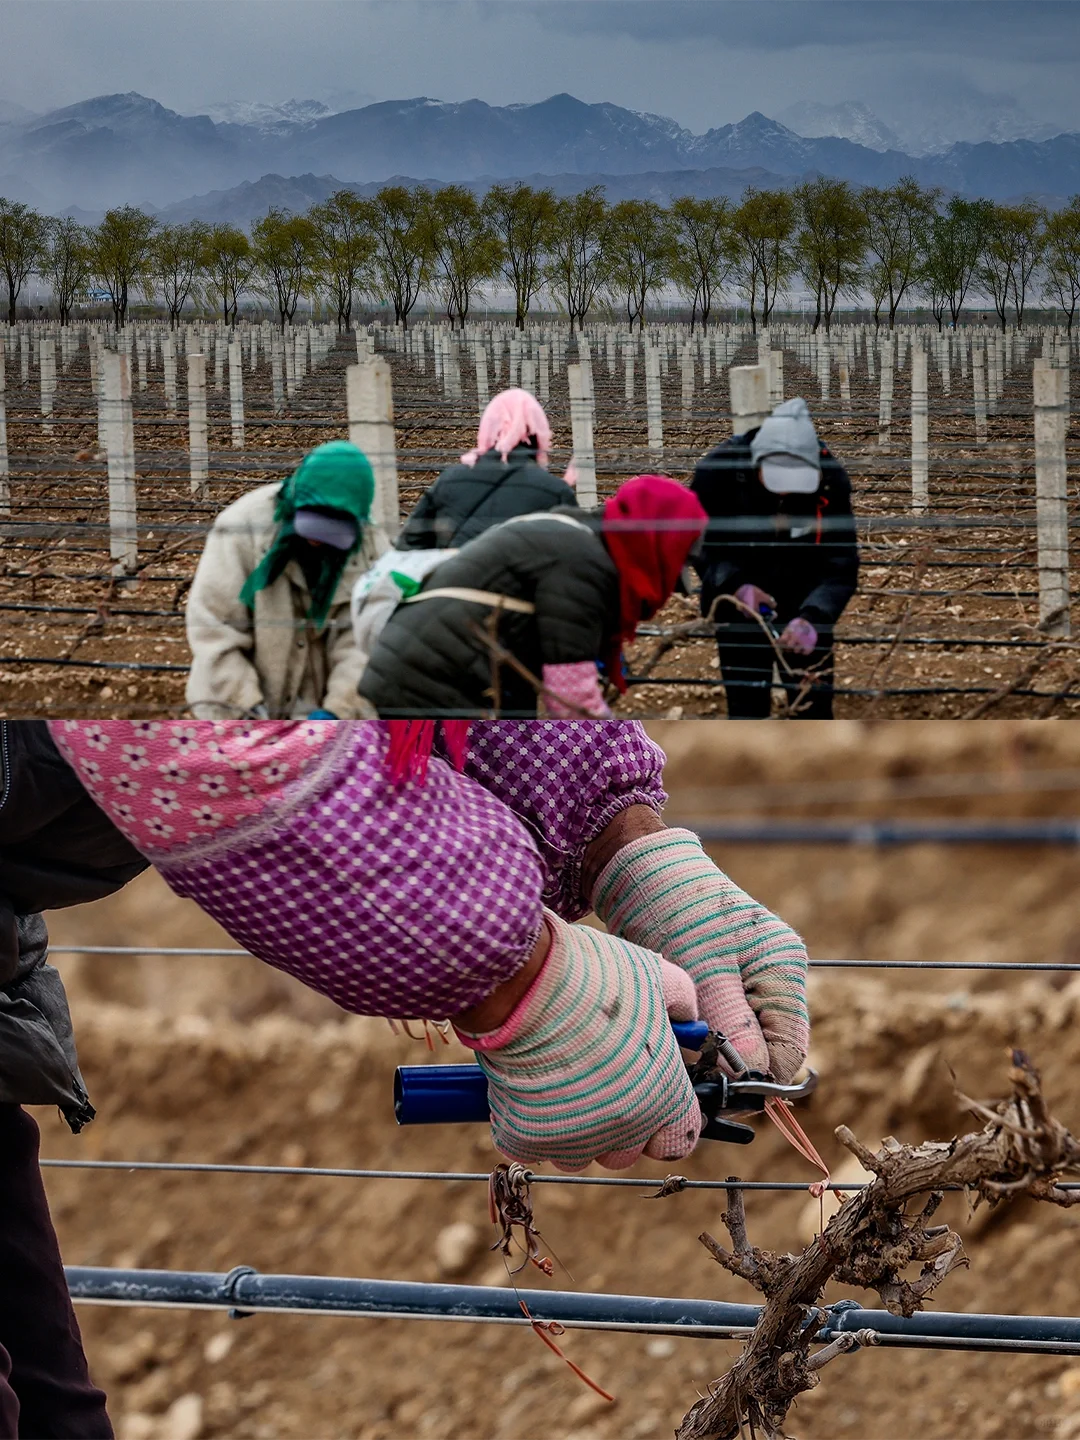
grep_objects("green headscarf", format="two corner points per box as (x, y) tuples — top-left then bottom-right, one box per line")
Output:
(239, 440), (376, 630)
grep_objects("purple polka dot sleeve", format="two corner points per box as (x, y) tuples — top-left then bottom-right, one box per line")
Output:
(451, 721), (668, 921)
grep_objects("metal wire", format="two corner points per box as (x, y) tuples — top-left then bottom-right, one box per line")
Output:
(36, 1158), (1080, 1192)
(45, 945), (1080, 971)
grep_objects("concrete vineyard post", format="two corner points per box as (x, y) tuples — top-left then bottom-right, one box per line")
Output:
(39, 335), (54, 435)
(538, 344), (550, 402)
(973, 343), (988, 445)
(0, 350), (8, 515)
(680, 343), (694, 414)
(817, 333), (830, 401)
(284, 329), (296, 400)
(271, 335), (284, 414)
(187, 352), (208, 499)
(163, 332), (177, 414)
(519, 357), (536, 397)
(769, 349), (784, 406)
(473, 340), (489, 414)
(624, 343), (635, 404)
(911, 346), (929, 515)
(644, 343), (664, 457)
(101, 349), (137, 577)
(568, 362), (598, 507)
(347, 359), (400, 541)
(729, 363), (770, 434)
(839, 360), (851, 412)
(1034, 360), (1070, 637)
(877, 333), (894, 448)
(228, 339), (245, 449)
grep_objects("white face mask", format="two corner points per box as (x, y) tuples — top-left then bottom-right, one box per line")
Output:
(758, 458), (822, 495)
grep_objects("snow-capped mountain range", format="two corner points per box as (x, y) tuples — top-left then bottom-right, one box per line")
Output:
(0, 90), (1076, 214)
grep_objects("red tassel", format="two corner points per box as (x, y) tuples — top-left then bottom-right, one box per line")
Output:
(441, 720), (472, 773)
(385, 721), (472, 784)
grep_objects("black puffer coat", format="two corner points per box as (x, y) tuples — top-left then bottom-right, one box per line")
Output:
(396, 445), (578, 550)
(690, 429), (859, 627)
(0, 721), (148, 1130)
(360, 510), (619, 717)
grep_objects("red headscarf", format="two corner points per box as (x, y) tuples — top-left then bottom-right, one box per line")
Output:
(601, 475), (707, 693)
(386, 720), (472, 783)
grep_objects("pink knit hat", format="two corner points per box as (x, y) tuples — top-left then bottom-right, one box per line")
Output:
(461, 388), (552, 469)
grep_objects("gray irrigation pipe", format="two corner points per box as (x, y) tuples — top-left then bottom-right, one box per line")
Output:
(60, 1267), (1080, 1354)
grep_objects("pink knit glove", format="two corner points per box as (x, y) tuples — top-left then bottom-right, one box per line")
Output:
(591, 829), (809, 1083)
(733, 583), (776, 617)
(541, 662), (612, 719)
(456, 911), (703, 1171)
(779, 617), (818, 655)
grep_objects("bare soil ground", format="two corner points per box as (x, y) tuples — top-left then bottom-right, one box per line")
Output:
(2, 327), (1077, 718)
(32, 720), (1080, 1439)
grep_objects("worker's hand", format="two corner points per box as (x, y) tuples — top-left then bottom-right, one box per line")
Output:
(778, 618), (818, 656)
(733, 583), (776, 618)
(456, 912), (703, 1172)
(307, 709), (338, 720)
(591, 829), (809, 1084)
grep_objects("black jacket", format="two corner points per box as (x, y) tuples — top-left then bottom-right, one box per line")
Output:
(360, 509), (619, 717)
(690, 430), (859, 628)
(0, 721), (148, 1129)
(396, 445), (578, 550)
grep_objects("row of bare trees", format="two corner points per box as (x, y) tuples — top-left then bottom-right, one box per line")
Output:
(2, 179), (1080, 333)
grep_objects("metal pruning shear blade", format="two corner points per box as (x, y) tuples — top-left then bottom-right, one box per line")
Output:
(683, 1028), (819, 1143)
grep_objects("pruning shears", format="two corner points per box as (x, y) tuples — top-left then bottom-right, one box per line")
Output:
(394, 1019), (817, 1145)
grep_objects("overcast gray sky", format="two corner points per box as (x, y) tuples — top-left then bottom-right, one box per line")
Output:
(4, 0), (1080, 135)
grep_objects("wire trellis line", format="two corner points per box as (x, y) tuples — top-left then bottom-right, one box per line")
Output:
(46, 944), (1080, 971)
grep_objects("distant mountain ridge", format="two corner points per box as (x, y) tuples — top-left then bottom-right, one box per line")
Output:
(155, 164), (799, 227)
(1, 89), (1078, 213)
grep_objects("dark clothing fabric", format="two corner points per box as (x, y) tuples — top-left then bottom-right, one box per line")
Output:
(396, 446), (578, 551)
(717, 629), (836, 719)
(0, 721), (148, 1128)
(690, 429), (859, 628)
(0, 722), (148, 925)
(0, 724), (138, 1440)
(0, 1105), (113, 1440)
(361, 509), (619, 717)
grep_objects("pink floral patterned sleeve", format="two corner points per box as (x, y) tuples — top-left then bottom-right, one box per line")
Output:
(48, 720), (345, 856)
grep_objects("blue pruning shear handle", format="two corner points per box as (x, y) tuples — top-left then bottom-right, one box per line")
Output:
(393, 1019), (817, 1147)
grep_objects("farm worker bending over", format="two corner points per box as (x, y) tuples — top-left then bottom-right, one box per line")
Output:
(51, 719), (810, 1173)
(186, 440), (387, 721)
(397, 389), (578, 550)
(359, 474), (707, 719)
(691, 398), (859, 719)
(0, 720), (149, 1439)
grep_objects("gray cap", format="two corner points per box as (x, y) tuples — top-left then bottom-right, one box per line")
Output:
(750, 397), (822, 471)
(294, 507), (359, 551)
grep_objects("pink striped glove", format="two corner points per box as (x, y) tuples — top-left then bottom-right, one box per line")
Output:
(591, 828), (809, 1084)
(541, 661), (612, 719)
(455, 911), (703, 1171)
